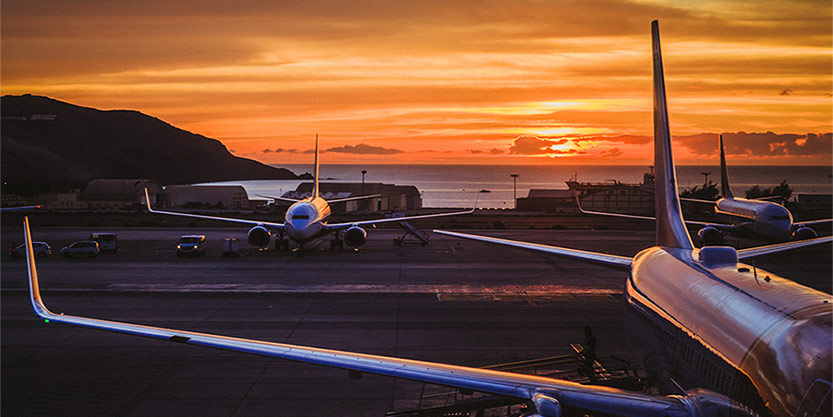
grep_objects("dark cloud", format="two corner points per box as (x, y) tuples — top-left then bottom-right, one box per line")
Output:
(324, 143), (402, 155)
(676, 132), (832, 157)
(467, 148), (505, 155)
(262, 148), (298, 153)
(769, 133), (832, 155)
(550, 149), (586, 155)
(779, 88), (793, 96)
(601, 147), (622, 157)
(509, 135), (552, 155)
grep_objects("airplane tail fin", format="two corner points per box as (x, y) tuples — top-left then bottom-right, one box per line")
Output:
(313, 134), (320, 199)
(651, 20), (693, 249)
(719, 135), (734, 198)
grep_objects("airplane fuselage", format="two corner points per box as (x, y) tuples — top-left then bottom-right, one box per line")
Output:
(715, 198), (793, 242)
(625, 246), (832, 416)
(283, 197), (331, 243)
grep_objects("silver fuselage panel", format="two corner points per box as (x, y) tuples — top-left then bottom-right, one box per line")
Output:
(626, 246), (832, 415)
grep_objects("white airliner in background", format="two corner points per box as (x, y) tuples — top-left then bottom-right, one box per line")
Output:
(575, 135), (830, 245)
(23, 21), (832, 416)
(681, 135), (830, 245)
(144, 136), (475, 251)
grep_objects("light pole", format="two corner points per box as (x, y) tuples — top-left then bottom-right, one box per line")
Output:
(701, 171), (711, 187)
(510, 173), (519, 209)
(361, 170), (367, 195)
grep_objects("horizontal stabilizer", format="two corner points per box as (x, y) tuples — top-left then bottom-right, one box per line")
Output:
(737, 236), (832, 259)
(576, 196), (728, 229)
(434, 229), (632, 270)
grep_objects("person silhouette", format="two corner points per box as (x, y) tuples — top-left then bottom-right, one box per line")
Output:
(580, 325), (597, 375)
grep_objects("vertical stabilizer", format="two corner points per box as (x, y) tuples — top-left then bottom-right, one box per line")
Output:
(719, 135), (734, 198)
(651, 21), (693, 249)
(313, 134), (320, 199)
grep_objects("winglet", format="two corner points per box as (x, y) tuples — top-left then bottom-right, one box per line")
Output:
(313, 135), (320, 199)
(144, 188), (154, 212)
(652, 20), (693, 249)
(719, 135), (733, 199)
(24, 217), (52, 320)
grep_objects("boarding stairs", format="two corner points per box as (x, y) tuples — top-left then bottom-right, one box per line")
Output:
(393, 221), (430, 246)
(384, 343), (645, 417)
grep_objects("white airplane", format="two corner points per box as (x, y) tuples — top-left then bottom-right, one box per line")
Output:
(680, 135), (830, 244)
(144, 136), (475, 251)
(574, 135), (831, 245)
(22, 21), (832, 416)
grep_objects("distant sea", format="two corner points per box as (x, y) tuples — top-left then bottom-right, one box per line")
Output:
(200, 165), (833, 209)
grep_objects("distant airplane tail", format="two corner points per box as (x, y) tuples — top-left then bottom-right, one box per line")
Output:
(313, 134), (320, 199)
(651, 20), (693, 249)
(719, 135), (734, 199)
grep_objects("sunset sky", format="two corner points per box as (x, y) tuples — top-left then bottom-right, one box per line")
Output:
(2, 0), (831, 165)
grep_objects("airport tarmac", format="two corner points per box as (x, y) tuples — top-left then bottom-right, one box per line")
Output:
(2, 226), (830, 417)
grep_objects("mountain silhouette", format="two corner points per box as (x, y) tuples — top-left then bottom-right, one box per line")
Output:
(1, 94), (303, 195)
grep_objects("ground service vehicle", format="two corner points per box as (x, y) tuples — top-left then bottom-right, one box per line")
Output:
(60, 241), (100, 259)
(89, 233), (118, 253)
(176, 235), (206, 257)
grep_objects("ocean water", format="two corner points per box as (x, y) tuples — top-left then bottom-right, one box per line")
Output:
(201, 165), (832, 209)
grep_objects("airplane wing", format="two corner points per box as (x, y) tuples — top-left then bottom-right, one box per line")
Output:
(324, 208), (474, 230)
(21, 216), (716, 417)
(0, 205), (41, 212)
(255, 194), (302, 203)
(327, 194), (381, 204)
(144, 189), (285, 230)
(751, 195), (783, 202)
(258, 194), (381, 204)
(576, 200), (727, 229)
(433, 229), (632, 271)
(737, 235), (833, 259)
(796, 218), (833, 227)
(679, 197), (717, 205)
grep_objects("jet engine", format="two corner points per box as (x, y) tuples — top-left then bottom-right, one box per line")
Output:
(247, 225), (271, 247)
(343, 226), (367, 247)
(792, 226), (817, 241)
(697, 226), (723, 246)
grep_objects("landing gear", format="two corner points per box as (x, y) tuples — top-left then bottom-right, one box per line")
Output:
(330, 231), (345, 251)
(275, 233), (290, 252)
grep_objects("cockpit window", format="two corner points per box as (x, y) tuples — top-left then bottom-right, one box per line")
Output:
(768, 215), (790, 220)
(292, 215), (310, 220)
